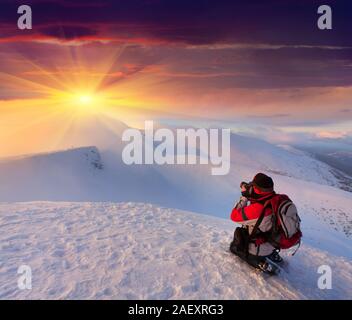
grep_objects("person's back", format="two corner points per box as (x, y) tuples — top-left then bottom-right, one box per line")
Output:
(229, 173), (282, 272)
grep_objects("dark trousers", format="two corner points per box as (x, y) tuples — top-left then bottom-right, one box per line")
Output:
(229, 228), (265, 269)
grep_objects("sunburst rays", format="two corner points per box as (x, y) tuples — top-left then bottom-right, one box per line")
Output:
(0, 40), (200, 157)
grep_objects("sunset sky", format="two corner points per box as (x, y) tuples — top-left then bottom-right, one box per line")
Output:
(0, 0), (352, 156)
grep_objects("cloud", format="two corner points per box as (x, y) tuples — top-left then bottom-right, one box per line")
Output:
(246, 113), (290, 119)
(187, 43), (352, 51)
(315, 131), (350, 139)
(1, 1), (351, 91)
(40, 25), (98, 40)
(0, 0), (351, 47)
(0, 0), (351, 129)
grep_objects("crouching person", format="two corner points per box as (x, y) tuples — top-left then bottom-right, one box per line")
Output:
(230, 173), (282, 272)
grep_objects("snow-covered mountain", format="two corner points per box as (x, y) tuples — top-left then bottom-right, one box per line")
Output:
(0, 123), (352, 299)
(0, 129), (351, 237)
(0, 146), (192, 208)
(0, 202), (351, 299)
(0, 147), (104, 202)
(230, 134), (351, 189)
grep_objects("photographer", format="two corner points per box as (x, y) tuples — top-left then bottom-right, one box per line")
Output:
(230, 173), (282, 272)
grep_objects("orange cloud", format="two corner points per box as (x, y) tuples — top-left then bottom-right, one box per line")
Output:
(316, 131), (349, 139)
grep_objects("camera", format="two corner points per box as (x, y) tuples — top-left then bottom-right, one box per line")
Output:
(240, 181), (253, 198)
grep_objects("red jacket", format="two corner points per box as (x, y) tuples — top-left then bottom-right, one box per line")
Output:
(231, 192), (275, 229)
(231, 191), (278, 255)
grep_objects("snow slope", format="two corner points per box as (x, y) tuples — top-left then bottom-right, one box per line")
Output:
(0, 202), (351, 300)
(230, 134), (348, 188)
(0, 147), (105, 202)
(0, 146), (190, 207)
(0, 140), (351, 238)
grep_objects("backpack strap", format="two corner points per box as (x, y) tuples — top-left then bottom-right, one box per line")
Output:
(245, 198), (273, 257)
(291, 240), (301, 256)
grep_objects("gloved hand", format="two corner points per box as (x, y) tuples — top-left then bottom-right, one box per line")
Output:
(234, 196), (248, 210)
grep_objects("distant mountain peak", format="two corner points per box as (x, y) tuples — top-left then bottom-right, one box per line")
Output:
(75, 146), (104, 170)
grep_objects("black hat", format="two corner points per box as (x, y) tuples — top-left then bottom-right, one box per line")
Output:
(252, 173), (274, 192)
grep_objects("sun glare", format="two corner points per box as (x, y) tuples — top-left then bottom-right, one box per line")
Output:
(69, 91), (103, 113)
(0, 41), (151, 124)
(51, 90), (105, 113)
(77, 94), (93, 105)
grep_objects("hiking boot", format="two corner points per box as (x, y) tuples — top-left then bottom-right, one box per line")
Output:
(258, 260), (280, 275)
(258, 261), (273, 272)
(267, 250), (283, 263)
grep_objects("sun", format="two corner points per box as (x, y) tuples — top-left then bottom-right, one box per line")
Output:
(50, 89), (107, 113)
(72, 91), (97, 106)
(70, 91), (103, 113)
(77, 94), (93, 105)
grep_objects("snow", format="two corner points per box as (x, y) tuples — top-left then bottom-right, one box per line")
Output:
(0, 122), (351, 299)
(1, 143), (351, 233)
(230, 134), (342, 188)
(0, 202), (351, 300)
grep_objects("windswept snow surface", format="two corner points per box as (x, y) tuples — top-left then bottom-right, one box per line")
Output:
(0, 124), (351, 299)
(0, 143), (351, 238)
(0, 202), (351, 300)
